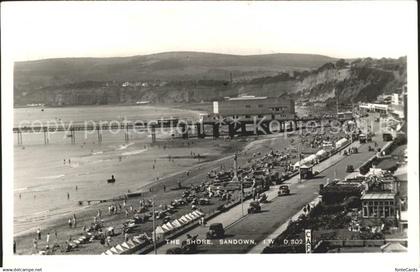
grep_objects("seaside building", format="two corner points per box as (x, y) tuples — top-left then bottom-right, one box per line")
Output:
(358, 103), (389, 114)
(212, 96), (295, 121)
(361, 192), (397, 218)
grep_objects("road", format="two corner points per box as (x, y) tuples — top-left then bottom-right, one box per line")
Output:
(149, 114), (384, 254)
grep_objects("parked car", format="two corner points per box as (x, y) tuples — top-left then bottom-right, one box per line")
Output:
(247, 201), (262, 214)
(346, 165), (354, 173)
(278, 185), (290, 196)
(206, 223), (225, 239)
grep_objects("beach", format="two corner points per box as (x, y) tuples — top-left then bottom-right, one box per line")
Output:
(13, 104), (348, 254)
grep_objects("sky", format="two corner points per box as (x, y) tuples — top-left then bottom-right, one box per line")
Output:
(1, 1), (417, 61)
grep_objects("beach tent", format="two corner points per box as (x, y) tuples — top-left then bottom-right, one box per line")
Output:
(189, 212), (199, 220)
(164, 222), (175, 230)
(153, 226), (166, 240)
(110, 247), (120, 254)
(127, 240), (137, 247)
(101, 252), (106, 255)
(161, 224), (172, 232)
(116, 244), (125, 252)
(185, 214), (195, 221)
(69, 242), (78, 248)
(132, 237), (142, 244)
(180, 215), (191, 223)
(294, 158), (311, 170)
(306, 154), (317, 164)
(192, 210), (203, 217)
(316, 150), (328, 160)
(171, 219), (183, 228)
(178, 217), (188, 224)
(335, 138), (348, 149)
(121, 242), (131, 250)
(105, 250), (114, 255)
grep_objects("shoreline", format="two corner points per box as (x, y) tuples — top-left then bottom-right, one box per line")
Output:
(13, 131), (298, 254)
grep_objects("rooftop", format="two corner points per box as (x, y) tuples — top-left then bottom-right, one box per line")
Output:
(227, 96), (268, 101)
(361, 192), (395, 200)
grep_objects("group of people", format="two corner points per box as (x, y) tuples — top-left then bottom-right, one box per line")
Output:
(67, 214), (77, 228)
(31, 228), (58, 253)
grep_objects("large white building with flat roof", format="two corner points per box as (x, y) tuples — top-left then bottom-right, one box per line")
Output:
(212, 96), (295, 121)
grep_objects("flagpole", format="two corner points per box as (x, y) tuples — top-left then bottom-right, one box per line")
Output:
(298, 144), (302, 183)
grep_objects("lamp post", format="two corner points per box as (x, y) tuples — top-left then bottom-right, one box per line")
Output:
(233, 152), (244, 216)
(152, 199), (157, 254)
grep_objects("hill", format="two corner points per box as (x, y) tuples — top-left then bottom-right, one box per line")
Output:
(14, 52), (335, 99)
(13, 52), (406, 107)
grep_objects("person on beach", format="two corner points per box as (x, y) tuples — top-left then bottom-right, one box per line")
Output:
(46, 233), (50, 246)
(36, 228), (41, 240)
(67, 192), (70, 200)
(19, 193), (21, 199)
(75, 186), (78, 191)
(33, 238), (38, 251)
(163, 185), (166, 192)
(68, 218), (72, 228)
(54, 230), (58, 240)
(106, 236), (112, 247)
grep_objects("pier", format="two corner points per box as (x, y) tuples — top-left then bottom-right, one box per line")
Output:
(13, 116), (351, 145)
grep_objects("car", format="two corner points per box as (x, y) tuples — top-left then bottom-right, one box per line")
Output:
(166, 247), (183, 254)
(206, 223), (225, 239)
(247, 201), (261, 214)
(346, 165), (354, 173)
(278, 185), (290, 196)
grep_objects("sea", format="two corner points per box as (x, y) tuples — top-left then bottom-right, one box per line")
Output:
(13, 105), (205, 235)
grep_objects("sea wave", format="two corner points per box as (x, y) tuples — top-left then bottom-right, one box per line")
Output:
(121, 149), (147, 156)
(117, 142), (135, 150)
(35, 174), (65, 180)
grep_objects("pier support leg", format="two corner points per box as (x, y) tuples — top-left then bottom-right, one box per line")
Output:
(124, 126), (129, 143)
(197, 123), (205, 138)
(151, 125), (156, 144)
(240, 123), (247, 136)
(212, 124), (220, 139)
(228, 123), (235, 138)
(97, 127), (102, 144)
(70, 128), (76, 144)
(181, 124), (189, 139)
(17, 131), (23, 145)
(43, 128), (49, 144)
